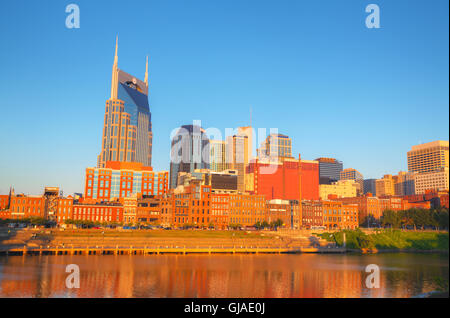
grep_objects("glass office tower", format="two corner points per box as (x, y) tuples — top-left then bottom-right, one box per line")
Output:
(98, 38), (153, 168)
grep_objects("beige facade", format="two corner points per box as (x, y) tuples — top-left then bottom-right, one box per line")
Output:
(407, 140), (449, 174)
(414, 168), (449, 194)
(319, 180), (357, 200)
(375, 175), (395, 197)
(226, 129), (251, 193)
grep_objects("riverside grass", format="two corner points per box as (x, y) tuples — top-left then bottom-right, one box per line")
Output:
(317, 229), (449, 251)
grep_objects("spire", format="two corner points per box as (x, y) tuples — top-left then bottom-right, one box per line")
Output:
(144, 55), (149, 86)
(114, 35), (118, 66)
(110, 35), (119, 99)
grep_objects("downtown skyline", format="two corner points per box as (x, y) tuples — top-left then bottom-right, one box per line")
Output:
(0, 0), (449, 196)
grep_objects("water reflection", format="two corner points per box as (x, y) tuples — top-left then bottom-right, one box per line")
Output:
(0, 254), (447, 298)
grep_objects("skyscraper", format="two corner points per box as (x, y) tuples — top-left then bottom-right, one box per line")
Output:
(97, 38), (153, 168)
(315, 157), (343, 184)
(209, 140), (227, 172)
(258, 133), (292, 161)
(363, 179), (377, 196)
(407, 140), (449, 174)
(226, 133), (249, 193)
(169, 124), (210, 189)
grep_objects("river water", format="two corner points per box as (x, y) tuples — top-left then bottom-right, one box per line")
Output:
(0, 253), (447, 298)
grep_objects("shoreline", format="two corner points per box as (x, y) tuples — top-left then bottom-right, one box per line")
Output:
(0, 246), (447, 256)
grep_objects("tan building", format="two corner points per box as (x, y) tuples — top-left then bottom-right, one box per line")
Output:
(226, 129), (251, 193)
(340, 168), (364, 195)
(407, 140), (449, 174)
(319, 180), (357, 200)
(414, 168), (449, 194)
(375, 174), (395, 197)
(393, 171), (416, 196)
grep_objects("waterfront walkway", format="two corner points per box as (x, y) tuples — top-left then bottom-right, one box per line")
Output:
(0, 244), (346, 256)
(0, 228), (343, 256)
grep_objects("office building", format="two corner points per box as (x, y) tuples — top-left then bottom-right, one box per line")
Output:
(319, 180), (358, 200)
(209, 140), (228, 172)
(394, 171), (416, 196)
(407, 140), (449, 174)
(363, 179), (377, 196)
(375, 174), (396, 197)
(84, 161), (168, 201)
(258, 133), (292, 161)
(98, 38), (153, 168)
(340, 168), (364, 195)
(169, 124), (210, 189)
(316, 158), (343, 184)
(414, 168), (449, 194)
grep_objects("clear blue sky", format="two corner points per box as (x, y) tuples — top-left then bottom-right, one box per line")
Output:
(0, 0), (448, 196)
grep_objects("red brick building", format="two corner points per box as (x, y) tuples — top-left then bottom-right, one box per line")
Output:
(211, 193), (230, 229)
(265, 199), (291, 228)
(8, 195), (46, 219)
(71, 203), (123, 224)
(246, 155), (319, 201)
(322, 200), (358, 230)
(227, 193), (266, 227)
(301, 200), (323, 229)
(172, 180), (212, 228)
(300, 160), (319, 200)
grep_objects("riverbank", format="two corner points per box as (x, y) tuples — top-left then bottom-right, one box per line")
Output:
(0, 228), (338, 255)
(1, 228), (448, 255)
(316, 229), (449, 252)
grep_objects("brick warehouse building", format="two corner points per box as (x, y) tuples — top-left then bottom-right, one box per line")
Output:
(246, 155), (319, 201)
(301, 200), (323, 229)
(171, 180), (212, 228)
(322, 201), (358, 230)
(227, 194), (266, 227)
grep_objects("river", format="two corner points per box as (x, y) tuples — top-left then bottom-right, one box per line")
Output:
(0, 253), (447, 297)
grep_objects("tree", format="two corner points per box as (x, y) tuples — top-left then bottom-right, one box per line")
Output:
(381, 210), (401, 229)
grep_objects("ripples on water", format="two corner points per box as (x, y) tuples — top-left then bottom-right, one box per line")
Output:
(0, 254), (447, 298)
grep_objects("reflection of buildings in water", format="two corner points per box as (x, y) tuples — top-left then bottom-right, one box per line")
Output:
(321, 270), (363, 298)
(0, 254), (446, 298)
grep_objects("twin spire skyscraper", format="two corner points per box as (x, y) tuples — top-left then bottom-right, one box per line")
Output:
(98, 37), (153, 168)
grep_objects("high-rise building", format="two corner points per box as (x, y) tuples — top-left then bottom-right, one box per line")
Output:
(169, 124), (210, 189)
(340, 168), (364, 195)
(414, 168), (449, 194)
(363, 179), (377, 196)
(258, 133), (292, 161)
(394, 171), (416, 196)
(237, 126), (254, 161)
(407, 140), (449, 174)
(98, 38), (153, 168)
(226, 129), (251, 193)
(316, 158), (343, 184)
(209, 140), (227, 172)
(375, 174), (396, 197)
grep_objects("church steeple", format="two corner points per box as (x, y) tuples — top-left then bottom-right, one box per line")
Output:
(110, 36), (119, 99)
